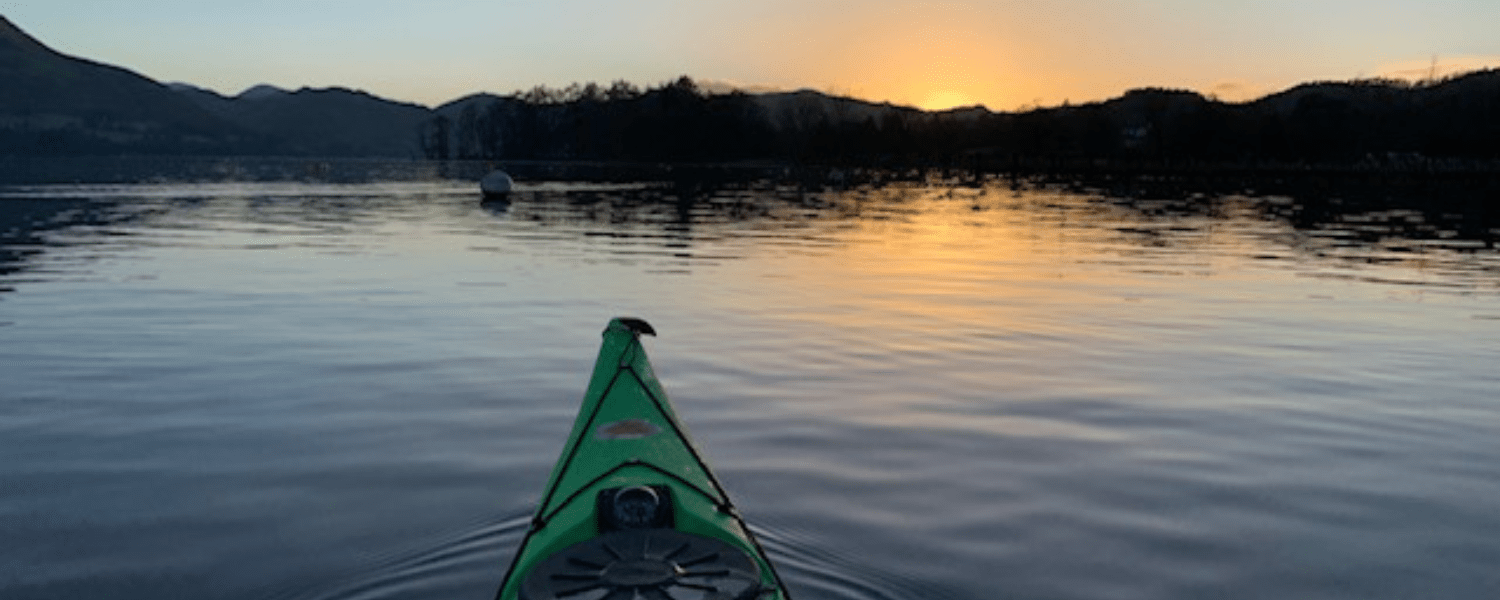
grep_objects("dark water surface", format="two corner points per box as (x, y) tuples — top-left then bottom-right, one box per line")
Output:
(2, 164), (1499, 599)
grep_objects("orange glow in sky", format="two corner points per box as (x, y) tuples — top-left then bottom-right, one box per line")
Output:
(6, 1), (1500, 110)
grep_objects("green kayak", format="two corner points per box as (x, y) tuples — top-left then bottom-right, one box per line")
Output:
(495, 317), (791, 600)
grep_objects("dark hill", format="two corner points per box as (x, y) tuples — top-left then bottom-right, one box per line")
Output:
(3, 15), (432, 157)
(0, 15), (260, 155)
(174, 84), (433, 157)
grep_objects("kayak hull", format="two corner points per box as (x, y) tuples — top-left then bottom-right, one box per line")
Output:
(495, 318), (789, 600)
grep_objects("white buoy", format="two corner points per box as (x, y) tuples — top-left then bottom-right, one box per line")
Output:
(480, 170), (513, 200)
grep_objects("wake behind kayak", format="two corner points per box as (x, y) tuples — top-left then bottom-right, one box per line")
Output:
(495, 317), (791, 600)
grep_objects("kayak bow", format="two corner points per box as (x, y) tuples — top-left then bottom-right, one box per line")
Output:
(495, 317), (790, 600)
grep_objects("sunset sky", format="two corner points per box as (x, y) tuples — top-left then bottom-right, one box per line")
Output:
(8, 1), (1500, 111)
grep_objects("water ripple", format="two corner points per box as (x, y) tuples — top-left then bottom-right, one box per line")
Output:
(258, 513), (529, 600)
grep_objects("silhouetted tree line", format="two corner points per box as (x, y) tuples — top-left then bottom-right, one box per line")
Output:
(984, 71), (1500, 170)
(422, 77), (778, 162)
(420, 71), (1500, 171)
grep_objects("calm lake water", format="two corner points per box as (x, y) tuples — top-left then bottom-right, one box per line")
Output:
(2, 161), (1499, 600)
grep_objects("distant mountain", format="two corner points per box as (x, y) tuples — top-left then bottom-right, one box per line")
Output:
(751, 90), (922, 131)
(0, 15), (261, 155)
(2, 15), (434, 157)
(238, 84), (292, 101)
(434, 93), (509, 117)
(173, 84), (432, 157)
(165, 82), (245, 120)
(985, 72), (1500, 166)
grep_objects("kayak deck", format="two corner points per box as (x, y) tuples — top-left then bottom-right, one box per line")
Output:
(495, 318), (790, 600)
